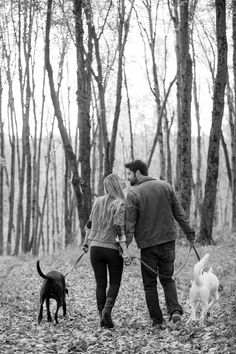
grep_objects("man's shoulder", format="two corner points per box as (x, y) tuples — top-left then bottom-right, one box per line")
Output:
(138, 178), (173, 196)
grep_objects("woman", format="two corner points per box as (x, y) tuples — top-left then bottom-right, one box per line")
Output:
(82, 173), (131, 329)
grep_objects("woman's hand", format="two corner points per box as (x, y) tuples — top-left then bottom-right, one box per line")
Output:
(122, 250), (132, 266)
(82, 243), (89, 254)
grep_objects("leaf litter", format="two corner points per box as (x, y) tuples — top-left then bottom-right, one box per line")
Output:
(0, 234), (236, 353)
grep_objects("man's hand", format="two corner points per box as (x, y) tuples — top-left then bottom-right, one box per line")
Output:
(82, 243), (89, 254)
(186, 230), (195, 247)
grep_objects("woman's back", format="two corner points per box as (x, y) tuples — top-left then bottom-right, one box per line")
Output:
(89, 196), (125, 244)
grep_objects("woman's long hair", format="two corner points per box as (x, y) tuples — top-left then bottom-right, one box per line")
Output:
(101, 173), (125, 224)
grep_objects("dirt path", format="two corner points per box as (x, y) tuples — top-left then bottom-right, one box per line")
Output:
(0, 240), (235, 353)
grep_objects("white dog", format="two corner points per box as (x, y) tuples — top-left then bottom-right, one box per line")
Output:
(186, 253), (219, 326)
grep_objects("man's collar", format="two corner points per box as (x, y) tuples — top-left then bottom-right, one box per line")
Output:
(136, 175), (155, 185)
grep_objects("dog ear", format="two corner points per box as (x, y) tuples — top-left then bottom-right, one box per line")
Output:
(65, 288), (69, 295)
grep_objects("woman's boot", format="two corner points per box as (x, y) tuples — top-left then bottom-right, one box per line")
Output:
(102, 297), (116, 328)
(98, 310), (105, 327)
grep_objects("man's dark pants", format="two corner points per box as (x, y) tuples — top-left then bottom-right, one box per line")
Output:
(141, 240), (183, 324)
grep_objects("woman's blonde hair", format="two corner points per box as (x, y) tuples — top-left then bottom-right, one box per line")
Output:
(101, 173), (125, 223)
(103, 173), (125, 200)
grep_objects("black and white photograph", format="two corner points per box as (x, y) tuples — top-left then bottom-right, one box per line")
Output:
(0, 0), (235, 353)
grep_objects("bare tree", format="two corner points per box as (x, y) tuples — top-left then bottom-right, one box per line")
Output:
(135, 2), (176, 176)
(45, 0), (90, 244)
(169, 0), (193, 219)
(14, 0), (34, 255)
(199, 0), (227, 244)
(0, 71), (3, 255)
(231, 0), (236, 232)
(1, 31), (17, 255)
(73, 0), (93, 240)
(124, 63), (134, 161)
(89, 0), (135, 177)
(190, 10), (202, 222)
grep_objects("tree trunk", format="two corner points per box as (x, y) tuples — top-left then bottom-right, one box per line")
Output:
(169, 0), (193, 218)
(45, 0), (85, 245)
(73, 0), (92, 241)
(23, 67), (32, 254)
(232, 0), (236, 232)
(30, 67), (46, 255)
(199, 0), (227, 244)
(124, 67), (134, 161)
(191, 29), (202, 222)
(164, 110), (173, 185)
(22, 2), (33, 254)
(52, 144), (60, 235)
(177, 0), (193, 218)
(0, 72), (3, 255)
(108, 0), (135, 175)
(220, 130), (232, 189)
(2, 40), (16, 255)
(64, 159), (72, 247)
(36, 128), (54, 255)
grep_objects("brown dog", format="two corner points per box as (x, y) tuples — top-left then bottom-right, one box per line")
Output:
(37, 260), (68, 324)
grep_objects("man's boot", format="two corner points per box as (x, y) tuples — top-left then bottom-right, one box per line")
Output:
(102, 297), (116, 328)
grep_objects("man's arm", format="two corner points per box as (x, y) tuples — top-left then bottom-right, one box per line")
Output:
(170, 188), (195, 241)
(125, 190), (138, 246)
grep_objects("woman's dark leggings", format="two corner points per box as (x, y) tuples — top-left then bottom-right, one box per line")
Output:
(90, 246), (124, 311)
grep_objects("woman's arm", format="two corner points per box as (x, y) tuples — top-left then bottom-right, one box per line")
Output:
(113, 201), (131, 264)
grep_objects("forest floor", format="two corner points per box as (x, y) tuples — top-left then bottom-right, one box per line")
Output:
(0, 229), (236, 354)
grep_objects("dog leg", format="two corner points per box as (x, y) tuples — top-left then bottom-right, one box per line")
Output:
(54, 303), (60, 324)
(46, 298), (52, 322)
(206, 293), (219, 315)
(38, 301), (44, 324)
(193, 301), (200, 321)
(63, 302), (67, 317)
(186, 301), (199, 325)
(200, 303), (208, 326)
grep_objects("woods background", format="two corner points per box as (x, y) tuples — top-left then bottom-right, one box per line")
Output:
(0, 0), (235, 257)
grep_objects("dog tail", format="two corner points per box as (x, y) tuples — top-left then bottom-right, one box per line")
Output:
(193, 253), (209, 286)
(36, 260), (49, 280)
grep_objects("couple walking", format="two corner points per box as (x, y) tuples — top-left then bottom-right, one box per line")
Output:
(82, 160), (195, 329)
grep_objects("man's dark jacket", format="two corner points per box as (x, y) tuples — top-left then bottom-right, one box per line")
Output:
(125, 176), (194, 249)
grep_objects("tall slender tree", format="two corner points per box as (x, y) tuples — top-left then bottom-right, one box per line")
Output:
(199, 0), (227, 244)
(73, 0), (93, 240)
(45, 0), (92, 244)
(169, 0), (193, 218)
(0, 71), (3, 255)
(231, 0), (236, 232)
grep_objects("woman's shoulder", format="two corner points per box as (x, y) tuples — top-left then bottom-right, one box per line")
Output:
(92, 195), (105, 207)
(110, 197), (125, 209)
(96, 195), (105, 201)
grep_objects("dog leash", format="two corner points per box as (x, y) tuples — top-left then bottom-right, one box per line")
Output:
(192, 244), (201, 261)
(65, 252), (85, 277)
(132, 244), (199, 278)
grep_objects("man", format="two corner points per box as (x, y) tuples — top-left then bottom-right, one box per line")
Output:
(125, 160), (195, 329)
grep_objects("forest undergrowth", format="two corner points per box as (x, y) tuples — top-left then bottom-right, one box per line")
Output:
(0, 229), (236, 353)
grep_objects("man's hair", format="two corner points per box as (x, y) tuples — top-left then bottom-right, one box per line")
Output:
(125, 160), (148, 176)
